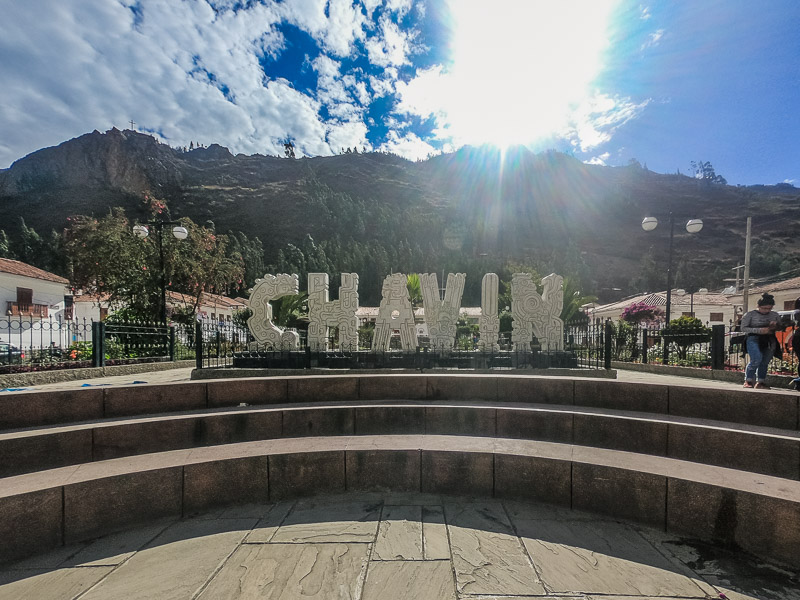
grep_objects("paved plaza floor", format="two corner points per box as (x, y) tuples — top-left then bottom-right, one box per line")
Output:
(1, 493), (798, 600)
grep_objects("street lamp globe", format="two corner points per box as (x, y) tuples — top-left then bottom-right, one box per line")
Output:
(686, 219), (704, 233)
(172, 226), (188, 240)
(641, 216), (658, 231)
(133, 224), (149, 238)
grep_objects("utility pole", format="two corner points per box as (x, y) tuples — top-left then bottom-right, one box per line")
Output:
(731, 265), (745, 292)
(129, 120), (136, 131)
(742, 217), (752, 313)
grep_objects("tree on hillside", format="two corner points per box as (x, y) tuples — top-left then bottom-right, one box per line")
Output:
(629, 247), (663, 293)
(690, 160), (727, 185)
(0, 230), (12, 258)
(284, 142), (295, 158)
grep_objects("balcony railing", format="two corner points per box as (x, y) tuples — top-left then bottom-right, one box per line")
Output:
(6, 301), (48, 318)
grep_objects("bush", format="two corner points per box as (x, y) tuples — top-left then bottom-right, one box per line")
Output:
(661, 316), (711, 360)
(66, 341), (93, 361)
(621, 302), (664, 324)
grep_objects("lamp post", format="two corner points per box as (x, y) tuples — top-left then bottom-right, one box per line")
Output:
(641, 213), (703, 323)
(133, 221), (188, 323)
(642, 212), (703, 362)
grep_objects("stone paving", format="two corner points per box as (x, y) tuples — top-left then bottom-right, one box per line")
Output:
(1, 493), (797, 600)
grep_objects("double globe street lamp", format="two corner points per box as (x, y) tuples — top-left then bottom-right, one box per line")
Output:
(641, 213), (703, 324)
(642, 213), (703, 364)
(133, 221), (188, 323)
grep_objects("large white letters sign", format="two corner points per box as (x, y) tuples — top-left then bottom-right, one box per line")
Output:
(421, 272), (465, 350)
(478, 273), (500, 351)
(247, 273), (301, 350)
(307, 273), (359, 351)
(246, 270), (566, 354)
(373, 273), (417, 351)
(510, 272), (564, 351)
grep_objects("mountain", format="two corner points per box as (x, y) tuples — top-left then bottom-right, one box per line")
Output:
(1, 129), (799, 302)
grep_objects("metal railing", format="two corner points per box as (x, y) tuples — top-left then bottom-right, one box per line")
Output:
(596, 319), (798, 375)
(0, 315), (194, 375)
(195, 319), (608, 371)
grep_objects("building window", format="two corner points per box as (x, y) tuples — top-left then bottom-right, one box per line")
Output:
(784, 300), (795, 311)
(16, 287), (33, 305)
(709, 312), (723, 322)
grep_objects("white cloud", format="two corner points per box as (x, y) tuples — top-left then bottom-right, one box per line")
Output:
(379, 130), (436, 161)
(566, 93), (651, 152)
(365, 14), (414, 67)
(0, 0), (407, 165)
(640, 5), (651, 20)
(0, 0), (652, 169)
(641, 29), (664, 51)
(326, 120), (369, 152)
(585, 153), (610, 166)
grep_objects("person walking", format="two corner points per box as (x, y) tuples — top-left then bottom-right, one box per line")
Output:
(740, 293), (782, 389)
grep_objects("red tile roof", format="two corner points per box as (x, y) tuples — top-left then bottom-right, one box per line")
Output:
(166, 290), (246, 310)
(749, 275), (800, 295)
(0, 258), (69, 285)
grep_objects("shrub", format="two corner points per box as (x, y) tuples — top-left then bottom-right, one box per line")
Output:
(621, 302), (664, 324)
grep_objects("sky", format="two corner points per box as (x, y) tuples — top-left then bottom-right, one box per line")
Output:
(0, 0), (798, 185)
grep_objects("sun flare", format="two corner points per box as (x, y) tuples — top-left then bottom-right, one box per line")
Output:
(443, 0), (617, 148)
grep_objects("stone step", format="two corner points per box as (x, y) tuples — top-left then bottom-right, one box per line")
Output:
(2, 401), (799, 480)
(2, 374), (798, 431)
(1, 435), (798, 568)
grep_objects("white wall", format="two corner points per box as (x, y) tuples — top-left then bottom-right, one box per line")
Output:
(0, 272), (72, 348)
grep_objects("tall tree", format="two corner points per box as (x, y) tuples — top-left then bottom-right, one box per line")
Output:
(65, 205), (244, 320)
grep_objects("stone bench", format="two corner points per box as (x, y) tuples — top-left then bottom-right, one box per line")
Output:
(1, 435), (798, 568)
(2, 375), (798, 430)
(2, 401), (799, 480)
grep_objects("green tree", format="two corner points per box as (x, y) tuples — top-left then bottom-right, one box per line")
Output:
(629, 246), (662, 293)
(232, 307), (253, 329)
(406, 273), (422, 308)
(561, 276), (596, 323)
(0, 230), (12, 258)
(270, 293), (308, 328)
(65, 206), (244, 321)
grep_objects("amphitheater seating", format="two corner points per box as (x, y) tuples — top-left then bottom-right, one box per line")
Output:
(1, 374), (798, 568)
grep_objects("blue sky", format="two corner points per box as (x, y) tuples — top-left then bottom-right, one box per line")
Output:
(0, 0), (797, 185)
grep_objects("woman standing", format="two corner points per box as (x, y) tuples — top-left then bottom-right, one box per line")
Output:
(740, 293), (782, 389)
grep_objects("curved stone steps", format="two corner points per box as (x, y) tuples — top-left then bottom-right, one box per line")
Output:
(1, 435), (798, 568)
(2, 375), (798, 430)
(2, 401), (799, 480)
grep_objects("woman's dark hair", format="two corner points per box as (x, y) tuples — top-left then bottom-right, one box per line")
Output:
(757, 293), (775, 307)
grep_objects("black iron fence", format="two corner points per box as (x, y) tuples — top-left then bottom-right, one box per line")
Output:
(600, 319), (798, 376)
(5, 315), (794, 378)
(0, 316), (194, 375)
(195, 319), (608, 371)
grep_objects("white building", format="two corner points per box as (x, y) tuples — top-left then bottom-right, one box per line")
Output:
(727, 275), (800, 314)
(167, 290), (247, 324)
(583, 289), (736, 325)
(0, 258), (72, 348)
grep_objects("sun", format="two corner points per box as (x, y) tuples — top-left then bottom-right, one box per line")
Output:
(443, 0), (617, 149)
